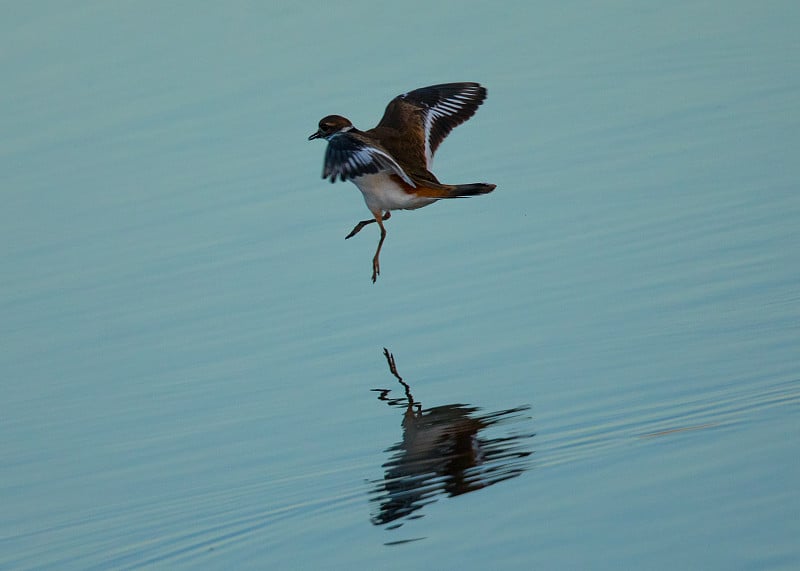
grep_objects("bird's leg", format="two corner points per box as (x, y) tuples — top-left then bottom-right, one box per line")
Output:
(345, 219), (373, 239)
(345, 211), (390, 239)
(372, 213), (388, 283)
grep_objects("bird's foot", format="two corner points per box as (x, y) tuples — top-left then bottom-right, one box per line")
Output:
(371, 258), (380, 283)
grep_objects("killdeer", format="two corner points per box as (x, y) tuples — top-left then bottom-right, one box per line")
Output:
(309, 82), (496, 282)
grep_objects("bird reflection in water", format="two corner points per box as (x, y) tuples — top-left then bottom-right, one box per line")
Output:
(369, 348), (534, 531)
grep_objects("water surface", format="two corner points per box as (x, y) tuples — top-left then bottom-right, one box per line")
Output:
(2, 2), (799, 569)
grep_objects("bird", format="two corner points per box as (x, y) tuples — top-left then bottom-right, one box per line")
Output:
(308, 82), (496, 282)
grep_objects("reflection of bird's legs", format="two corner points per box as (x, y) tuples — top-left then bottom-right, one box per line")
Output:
(345, 211), (390, 239)
(371, 213), (387, 283)
(382, 348), (415, 404)
(383, 348), (401, 380)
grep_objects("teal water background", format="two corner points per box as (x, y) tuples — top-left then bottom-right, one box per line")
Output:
(2, 2), (799, 569)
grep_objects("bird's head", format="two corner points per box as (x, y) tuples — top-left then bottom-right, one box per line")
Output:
(308, 115), (353, 141)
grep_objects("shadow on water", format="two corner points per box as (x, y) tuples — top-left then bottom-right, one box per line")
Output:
(369, 349), (534, 539)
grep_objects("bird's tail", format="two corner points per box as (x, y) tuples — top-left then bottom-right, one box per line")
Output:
(417, 182), (497, 199)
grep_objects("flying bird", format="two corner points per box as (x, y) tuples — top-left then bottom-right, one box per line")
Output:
(309, 82), (496, 282)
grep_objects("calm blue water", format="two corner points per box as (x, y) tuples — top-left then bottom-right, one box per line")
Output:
(2, 2), (799, 569)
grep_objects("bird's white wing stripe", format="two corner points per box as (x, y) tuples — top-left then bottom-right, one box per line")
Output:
(422, 92), (478, 167)
(423, 112), (434, 166)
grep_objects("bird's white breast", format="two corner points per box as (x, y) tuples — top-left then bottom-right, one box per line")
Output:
(352, 173), (436, 214)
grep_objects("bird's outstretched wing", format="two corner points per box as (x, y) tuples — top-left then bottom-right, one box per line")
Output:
(376, 82), (488, 168)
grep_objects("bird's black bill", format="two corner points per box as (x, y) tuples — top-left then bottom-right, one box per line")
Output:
(308, 131), (321, 140)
